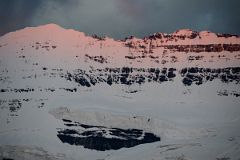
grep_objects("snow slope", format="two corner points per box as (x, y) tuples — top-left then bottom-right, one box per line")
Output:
(0, 24), (240, 160)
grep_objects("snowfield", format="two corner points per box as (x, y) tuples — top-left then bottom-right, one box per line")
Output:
(0, 24), (240, 160)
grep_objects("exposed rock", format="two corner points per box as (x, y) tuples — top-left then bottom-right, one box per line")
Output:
(181, 67), (240, 86)
(57, 120), (160, 151)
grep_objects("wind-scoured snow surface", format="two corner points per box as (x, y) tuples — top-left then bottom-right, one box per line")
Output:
(0, 24), (240, 160)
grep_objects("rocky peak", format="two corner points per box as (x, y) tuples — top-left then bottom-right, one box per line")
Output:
(172, 29), (199, 39)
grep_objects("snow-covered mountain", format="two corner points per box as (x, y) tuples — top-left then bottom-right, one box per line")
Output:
(0, 24), (240, 160)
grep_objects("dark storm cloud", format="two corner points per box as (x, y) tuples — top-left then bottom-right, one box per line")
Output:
(0, 0), (240, 39)
(114, 0), (240, 38)
(0, 0), (42, 35)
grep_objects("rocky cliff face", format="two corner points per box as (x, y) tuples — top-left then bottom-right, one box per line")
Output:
(0, 24), (240, 159)
(124, 29), (240, 54)
(0, 24), (239, 120)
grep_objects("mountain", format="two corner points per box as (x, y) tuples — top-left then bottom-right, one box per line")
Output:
(0, 24), (240, 160)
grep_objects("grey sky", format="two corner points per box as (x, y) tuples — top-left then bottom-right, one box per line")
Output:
(0, 0), (240, 39)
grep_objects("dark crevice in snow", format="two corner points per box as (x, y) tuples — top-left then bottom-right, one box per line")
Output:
(56, 119), (160, 151)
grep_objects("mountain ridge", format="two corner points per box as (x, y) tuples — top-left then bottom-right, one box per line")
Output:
(1, 23), (240, 42)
